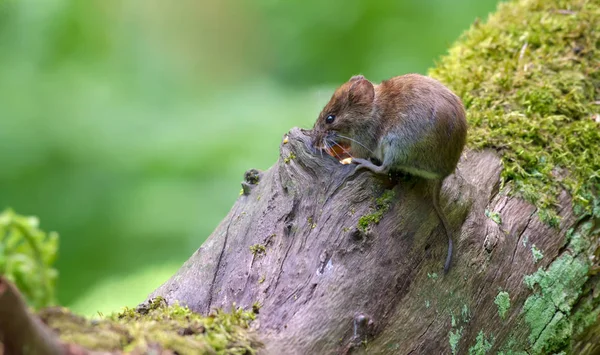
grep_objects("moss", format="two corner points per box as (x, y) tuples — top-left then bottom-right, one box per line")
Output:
(430, 0), (600, 225)
(38, 297), (260, 354)
(249, 244), (266, 256)
(531, 244), (543, 263)
(522, 254), (588, 354)
(357, 189), (395, 232)
(448, 327), (464, 355)
(0, 209), (58, 309)
(283, 152), (296, 164)
(307, 216), (317, 229)
(468, 331), (493, 355)
(494, 291), (511, 319)
(571, 292), (600, 338)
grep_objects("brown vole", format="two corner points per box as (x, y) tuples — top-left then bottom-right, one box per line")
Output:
(312, 73), (467, 273)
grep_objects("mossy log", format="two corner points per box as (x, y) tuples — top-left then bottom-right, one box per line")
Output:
(147, 127), (597, 355)
(1, 0), (599, 354)
(148, 0), (600, 352)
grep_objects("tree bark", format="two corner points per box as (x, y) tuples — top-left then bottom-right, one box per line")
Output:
(0, 277), (65, 355)
(148, 127), (598, 354)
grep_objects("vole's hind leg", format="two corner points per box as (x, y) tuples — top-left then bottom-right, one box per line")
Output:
(352, 158), (389, 176)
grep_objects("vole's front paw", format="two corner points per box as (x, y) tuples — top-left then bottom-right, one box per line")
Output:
(352, 158), (386, 175)
(350, 158), (371, 176)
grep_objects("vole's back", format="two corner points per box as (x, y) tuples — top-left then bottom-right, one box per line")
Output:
(375, 74), (467, 179)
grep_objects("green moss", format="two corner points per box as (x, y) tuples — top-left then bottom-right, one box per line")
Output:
(249, 244), (266, 256)
(468, 331), (493, 355)
(530, 244), (543, 263)
(357, 189), (395, 231)
(38, 297), (260, 354)
(284, 152), (296, 164)
(571, 292), (600, 338)
(430, 0), (600, 224)
(494, 291), (511, 319)
(522, 254), (588, 354)
(0, 209), (58, 309)
(307, 216), (317, 229)
(449, 327), (463, 355)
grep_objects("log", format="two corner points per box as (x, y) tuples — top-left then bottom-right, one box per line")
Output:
(147, 128), (598, 354)
(145, 1), (600, 351)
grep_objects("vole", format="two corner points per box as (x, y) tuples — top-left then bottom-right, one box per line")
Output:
(312, 73), (467, 273)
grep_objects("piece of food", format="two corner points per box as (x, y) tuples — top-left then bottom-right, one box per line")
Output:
(340, 157), (353, 165)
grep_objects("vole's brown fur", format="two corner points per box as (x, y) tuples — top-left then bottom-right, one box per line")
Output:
(312, 73), (467, 272)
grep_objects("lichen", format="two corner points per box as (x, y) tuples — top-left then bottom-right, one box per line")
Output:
(461, 304), (471, 323)
(430, 0), (600, 225)
(531, 244), (543, 263)
(468, 331), (494, 355)
(449, 327), (464, 355)
(485, 210), (502, 225)
(498, 336), (529, 355)
(494, 291), (511, 319)
(38, 297), (261, 354)
(357, 189), (395, 231)
(522, 254), (588, 354)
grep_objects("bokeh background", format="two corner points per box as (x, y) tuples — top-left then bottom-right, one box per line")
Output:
(0, 0), (499, 315)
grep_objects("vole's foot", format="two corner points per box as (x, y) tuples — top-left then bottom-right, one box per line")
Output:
(352, 158), (388, 176)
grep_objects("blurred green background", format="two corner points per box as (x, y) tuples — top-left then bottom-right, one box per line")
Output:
(0, 0), (499, 315)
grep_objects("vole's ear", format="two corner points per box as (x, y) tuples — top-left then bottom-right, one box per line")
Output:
(349, 75), (365, 82)
(348, 77), (374, 106)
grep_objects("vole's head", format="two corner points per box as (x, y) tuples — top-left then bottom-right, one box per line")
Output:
(312, 75), (375, 156)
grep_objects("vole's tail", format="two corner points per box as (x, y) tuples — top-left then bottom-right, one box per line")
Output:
(429, 179), (453, 273)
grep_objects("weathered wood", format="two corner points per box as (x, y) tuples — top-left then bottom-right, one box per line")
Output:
(0, 277), (65, 355)
(148, 127), (594, 354)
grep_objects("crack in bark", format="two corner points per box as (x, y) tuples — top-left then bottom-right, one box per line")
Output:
(406, 318), (435, 355)
(474, 204), (536, 310)
(206, 204), (240, 314)
(532, 309), (563, 350)
(508, 208), (537, 271)
(268, 238), (295, 296)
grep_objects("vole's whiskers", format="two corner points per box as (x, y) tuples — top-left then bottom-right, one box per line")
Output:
(324, 139), (342, 160)
(336, 134), (374, 155)
(330, 140), (354, 158)
(320, 138), (324, 159)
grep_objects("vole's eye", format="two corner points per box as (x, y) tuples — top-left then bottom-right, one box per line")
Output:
(326, 114), (336, 124)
